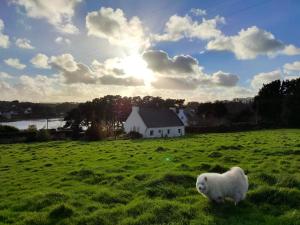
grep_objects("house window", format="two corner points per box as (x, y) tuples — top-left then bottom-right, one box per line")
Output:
(150, 130), (154, 136)
(178, 128), (181, 134)
(158, 129), (161, 133)
(167, 129), (170, 134)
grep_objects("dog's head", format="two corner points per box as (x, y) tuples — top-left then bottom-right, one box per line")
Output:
(196, 174), (209, 195)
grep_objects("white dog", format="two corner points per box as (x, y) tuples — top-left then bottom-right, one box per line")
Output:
(196, 167), (248, 204)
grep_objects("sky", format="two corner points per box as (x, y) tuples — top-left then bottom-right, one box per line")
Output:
(0, 0), (300, 103)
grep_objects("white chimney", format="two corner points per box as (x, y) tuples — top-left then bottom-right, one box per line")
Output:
(169, 107), (176, 113)
(132, 106), (139, 113)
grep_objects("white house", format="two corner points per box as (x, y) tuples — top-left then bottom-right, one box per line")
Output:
(124, 106), (185, 138)
(169, 107), (189, 126)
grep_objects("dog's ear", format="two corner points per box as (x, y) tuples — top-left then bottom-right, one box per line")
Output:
(204, 176), (207, 181)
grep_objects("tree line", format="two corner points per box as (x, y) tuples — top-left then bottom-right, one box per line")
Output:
(64, 77), (300, 139)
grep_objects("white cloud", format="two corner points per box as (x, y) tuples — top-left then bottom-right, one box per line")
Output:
(0, 72), (13, 79)
(49, 53), (144, 86)
(55, 36), (71, 45)
(50, 53), (78, 72)
(15, 38), (34, 49)
(4, 58), (26, 70)
(31, 53), (50, 69)
(251, 70), (281, 89)
(282, 45), (300, 56)
(190, 8), (207, 17)
(154, 15), (224, 42)
(284, 61), (300, 72)
(86, 7), (150, 52)
(207, 26), (300, 60)
(0, 19), (10, 48)
(11, 0), (81, 34)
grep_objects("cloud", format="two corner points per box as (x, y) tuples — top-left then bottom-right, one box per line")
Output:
(15, 38), (34, 49)
(0, 19), (10, 48)
(86, 7), (149, 51)
(55, 36), (71, 45)
(49, 53), (145, 86)
(151, 70), (239, 90)
(284, 61), (300, 72)
(143, 50), (200, 75)
(207, 26), (300, 59)
(151, 76), (199, 90)
(31, 53), (50, 69)
(251, 69), (281, 89)
(190, 8), (207, 17)
(210, 71), (239, 87)
(100, 75), (144, 86)
(154, 15), (224, 42)
(60, 63), (97, 84)
(142, 50), (239, 90)
(281, 45), (300, 56)
(0, 72), (13, 79)
(11, 0), (81, 34)
(4, 58), (26, 70)
(50, 53), (78, 72)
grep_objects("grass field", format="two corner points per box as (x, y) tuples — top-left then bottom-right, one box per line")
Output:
(0, 129), (300, 225)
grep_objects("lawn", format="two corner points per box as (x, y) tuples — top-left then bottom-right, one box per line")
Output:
(0, 129), (300, 225)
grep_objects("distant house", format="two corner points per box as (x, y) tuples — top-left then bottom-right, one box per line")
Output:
(124, 106), (185, 138)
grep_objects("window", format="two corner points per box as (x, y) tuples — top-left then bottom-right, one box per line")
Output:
(167, 129), (170, 134)
(178, 129), (181, 134)
(158, 129), (161, 133)
(150, 130), (154, 136)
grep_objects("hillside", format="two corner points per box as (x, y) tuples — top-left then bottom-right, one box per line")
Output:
(0, 129), (300, 225)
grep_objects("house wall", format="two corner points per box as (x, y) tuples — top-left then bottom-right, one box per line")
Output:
(177, 109), (188, 126)
(124, 107), (147, 136)
(144, 126), (185, 138)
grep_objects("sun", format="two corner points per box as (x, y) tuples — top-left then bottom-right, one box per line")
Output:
(120, 54), (154, 87)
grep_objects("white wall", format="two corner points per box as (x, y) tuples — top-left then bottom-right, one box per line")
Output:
(144, 126), (185, 138)
(124, 107), (147, 136)
(177, 109), (188, 126)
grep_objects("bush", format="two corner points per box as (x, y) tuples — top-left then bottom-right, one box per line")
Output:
(0, 125), (19, 133)
(36, 129), (51, 142)
(85, 124), (104, 141)
(127, 131), (142, 139)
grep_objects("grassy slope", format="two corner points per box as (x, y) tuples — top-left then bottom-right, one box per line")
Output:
(0, 129), (300, 225)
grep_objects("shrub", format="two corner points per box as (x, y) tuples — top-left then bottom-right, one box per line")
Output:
(127, 131), (142, 139)
(36, 129), (51, 142)
(85, 124), (104, 141)
(0, 125), (19, 133)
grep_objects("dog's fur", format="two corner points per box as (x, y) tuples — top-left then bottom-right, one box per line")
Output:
(196, 167), (248, 204)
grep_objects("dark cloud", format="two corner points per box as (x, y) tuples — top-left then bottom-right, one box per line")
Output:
(100, 75), (144, 86)
(151, 77), (198, 90)
(143, 50), (199, 74)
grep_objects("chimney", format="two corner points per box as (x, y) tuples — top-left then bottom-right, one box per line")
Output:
(132, 106), (139, 113)
(169, 107), (176, 113)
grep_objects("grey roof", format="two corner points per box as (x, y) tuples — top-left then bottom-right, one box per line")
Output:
(139, 108), (184, 128)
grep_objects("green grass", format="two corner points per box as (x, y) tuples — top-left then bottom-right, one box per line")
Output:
(1, 129), (300, 225)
